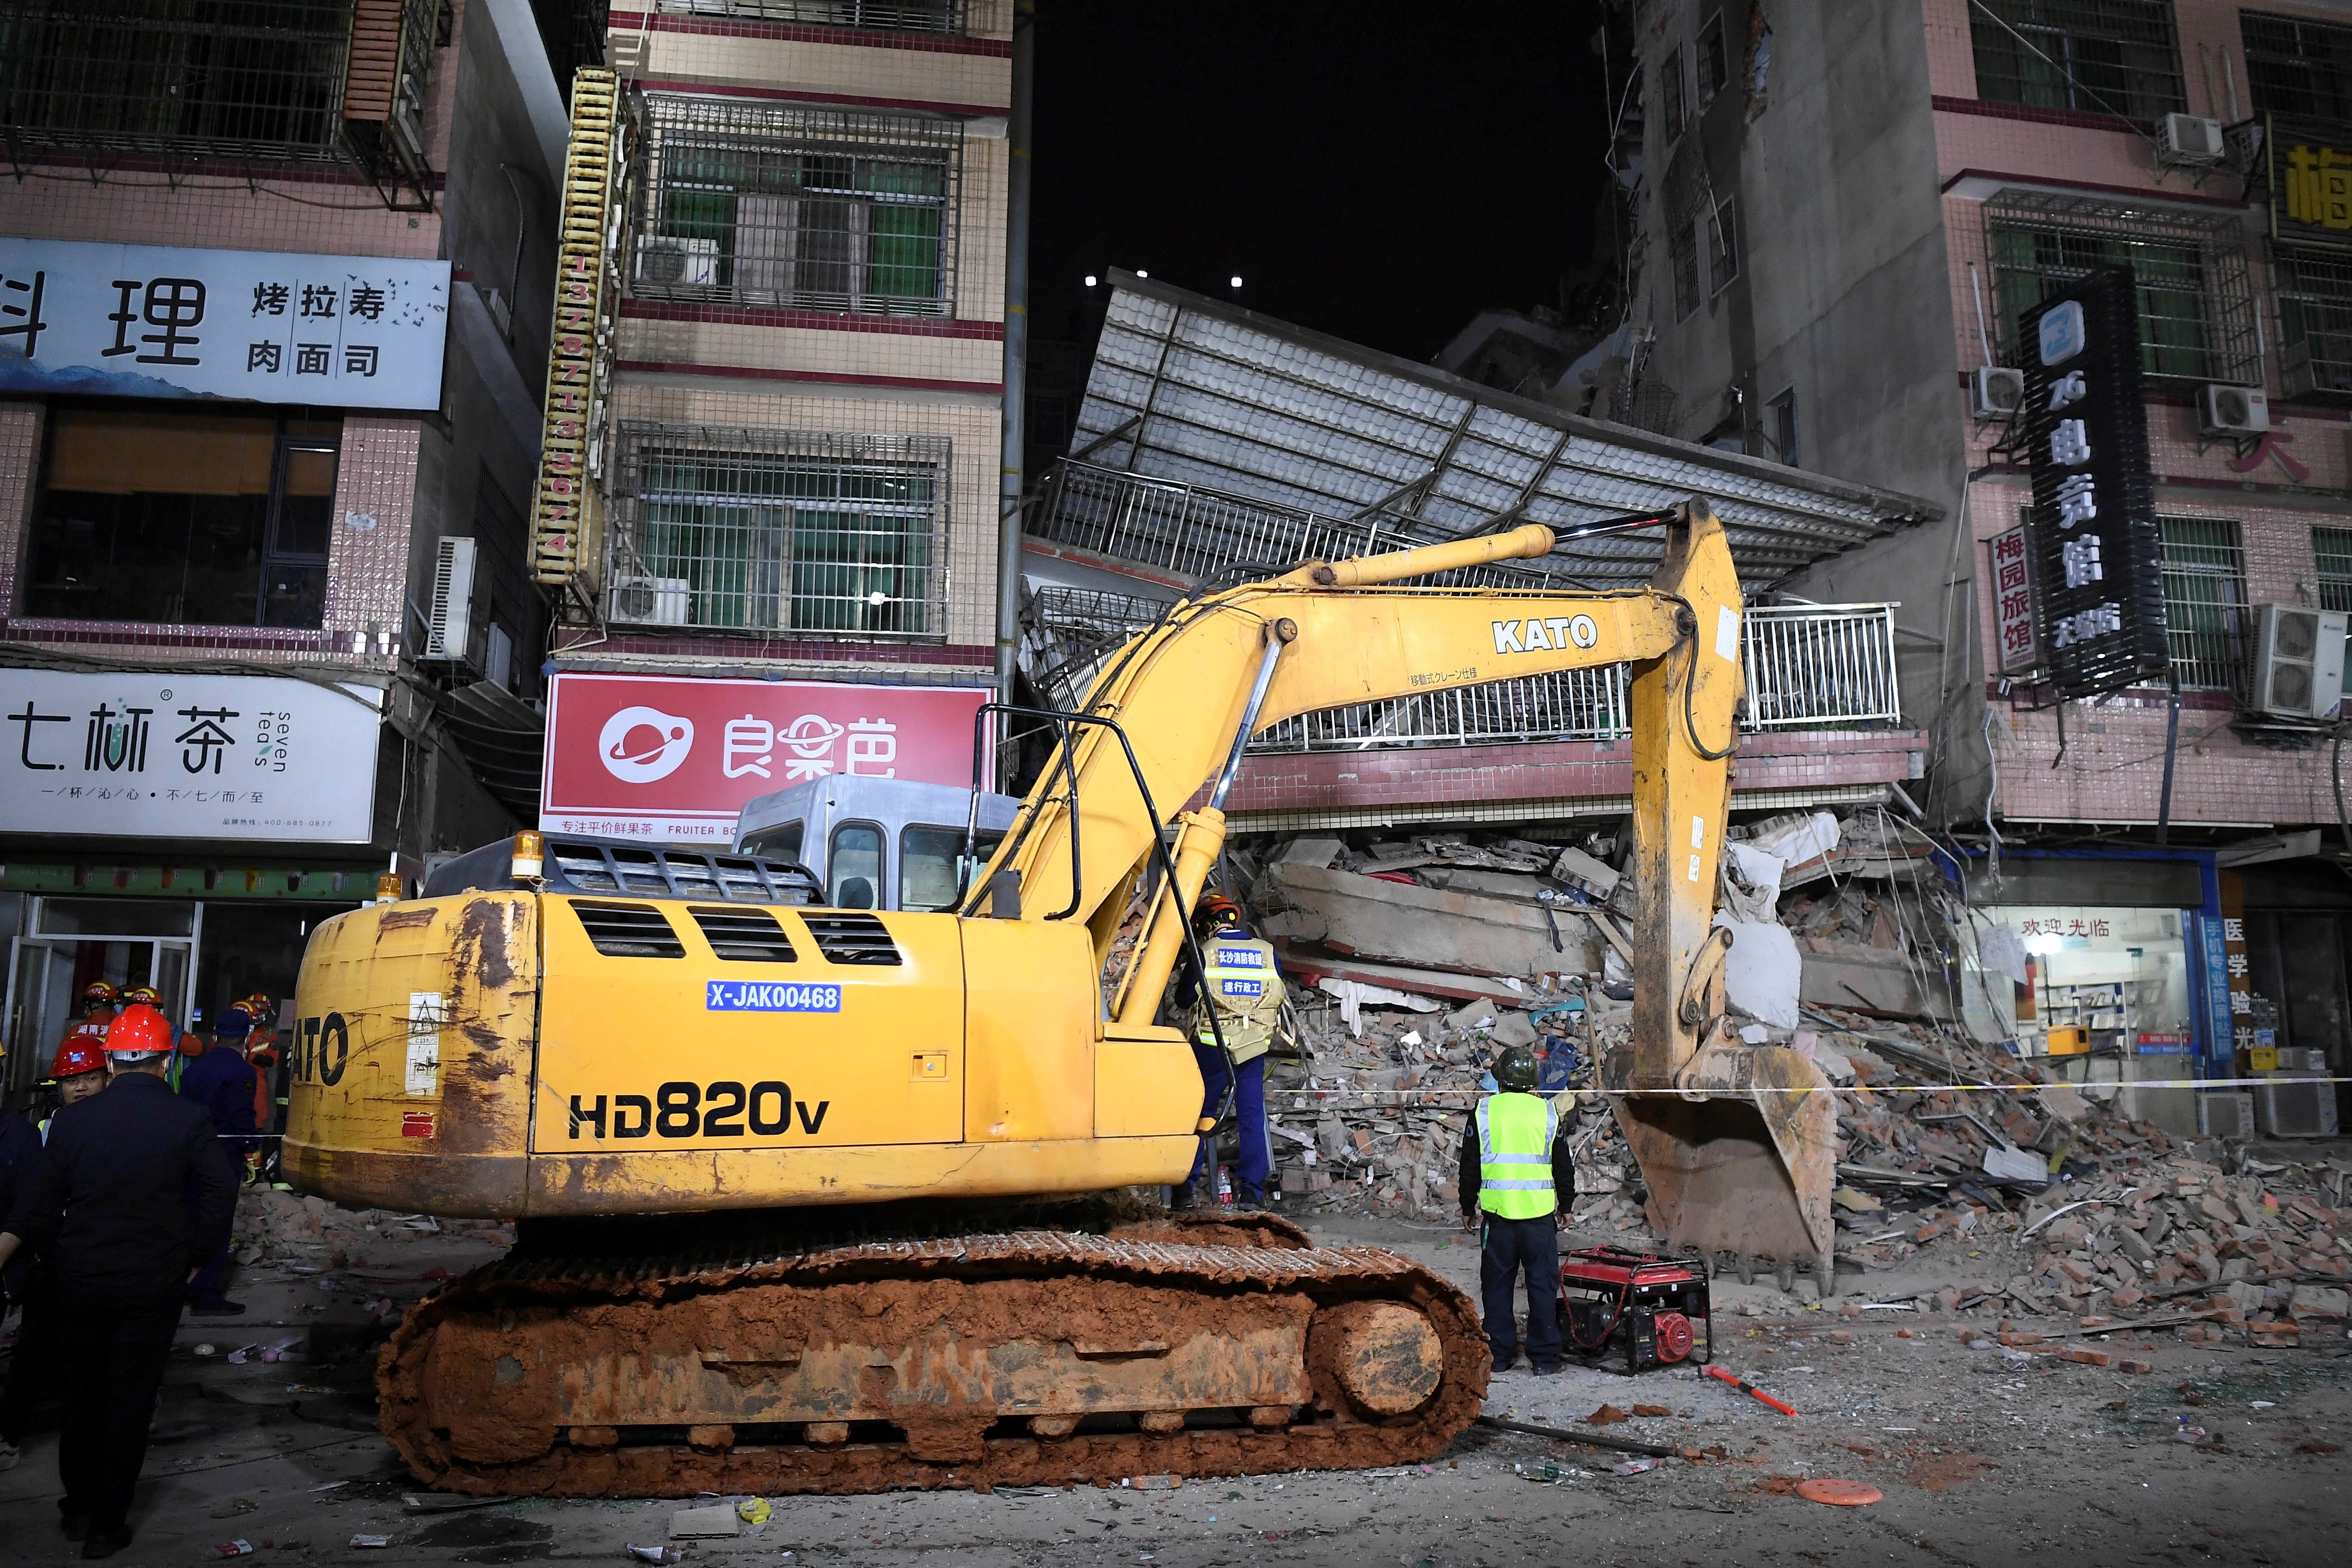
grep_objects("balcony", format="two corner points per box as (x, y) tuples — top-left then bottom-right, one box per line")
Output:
(0, 0), (437, 202)
(1023, 459), (1908, 752)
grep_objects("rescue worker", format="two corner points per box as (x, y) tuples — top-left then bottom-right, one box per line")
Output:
(1456, 1045), (1577, 1375)
(0, 1040), (107, 1471)
(1177, 896), (1284, 1208)
(53, 982), (116, 1066)
(176, 1004), (257, 1312)
(238, 996), (283, 1181)
(0, 1003), (238, 1559)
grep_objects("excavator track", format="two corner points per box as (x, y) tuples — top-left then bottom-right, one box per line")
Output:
(379, 1213), (1487, 1497)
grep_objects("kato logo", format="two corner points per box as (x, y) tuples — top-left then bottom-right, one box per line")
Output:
(568, 1080), (832, 1140)
(1491, 614), (1598, 655)
(291, 1013), (350, 1086)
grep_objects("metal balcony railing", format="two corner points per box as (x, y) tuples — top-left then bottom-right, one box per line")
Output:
(1026, 461), (1903, 751)
(1029, 458), (1577, 593)
(1247, 604), (1899, 754)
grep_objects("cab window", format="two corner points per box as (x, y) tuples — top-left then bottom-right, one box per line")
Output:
(829, 821), (882, 909)
(742, 821), (805, 865)
(900, 824), (1005, 913)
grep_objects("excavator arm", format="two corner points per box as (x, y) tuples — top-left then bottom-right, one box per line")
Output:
(985, 497), (1835, 1285)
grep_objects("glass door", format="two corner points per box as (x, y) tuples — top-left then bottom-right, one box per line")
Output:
(4, 899), (201, 1106)
(5, 939), (76, 1103)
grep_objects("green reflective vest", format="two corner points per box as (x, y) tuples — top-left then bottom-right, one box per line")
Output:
(1476, 1091), (1559, 1220)
(1191, 934), (1285, 1064)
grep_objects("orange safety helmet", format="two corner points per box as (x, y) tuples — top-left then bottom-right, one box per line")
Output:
(50, 1037), (107, 1080)
(103, 1003), (175, 1056)
(120, 985), (162, 1008)
(1191, 893), (1244, 934)
(81, 980), (118, 1005)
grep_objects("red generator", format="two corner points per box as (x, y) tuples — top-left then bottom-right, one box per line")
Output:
(1559, 1245), (1712, 1373)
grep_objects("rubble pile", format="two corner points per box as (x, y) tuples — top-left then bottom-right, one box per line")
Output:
(231, 1185), (513, 1269)
(1220, 818), (2349, 1345)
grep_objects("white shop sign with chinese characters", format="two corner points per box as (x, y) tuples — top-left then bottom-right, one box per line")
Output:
(0, 240), (447, 410)
(0, 671), (383, 843)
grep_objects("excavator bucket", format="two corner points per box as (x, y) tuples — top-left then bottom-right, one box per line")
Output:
(1605, 1043), (1838, 1292)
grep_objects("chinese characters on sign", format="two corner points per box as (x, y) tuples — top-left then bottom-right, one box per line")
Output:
(542, 673), (994, 843)
(0, 240), (447, 410)
(1988, 523), (2038, 673)
(2014, 915), (2116, 939)
(0, 671), (382, 842)
(2282, 143), (2352, 230)
(2019, 270), (2170, 697)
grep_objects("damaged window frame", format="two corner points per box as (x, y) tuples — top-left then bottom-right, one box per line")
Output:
(1766, 386), (1799, 467)
(1661, 42), (1689, 141)
(1670, 218), (1702, 321)
(1697, 10), (1731, 108)
(1707, 194), (1740, 294)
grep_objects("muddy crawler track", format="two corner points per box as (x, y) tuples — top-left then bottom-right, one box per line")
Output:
(379, 1214), (1486, 1497)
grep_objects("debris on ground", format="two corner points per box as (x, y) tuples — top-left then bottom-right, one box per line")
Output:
(1205, 816), (2350, 1352)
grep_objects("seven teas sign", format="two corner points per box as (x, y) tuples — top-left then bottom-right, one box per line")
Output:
(2019, 268), (2170, 697)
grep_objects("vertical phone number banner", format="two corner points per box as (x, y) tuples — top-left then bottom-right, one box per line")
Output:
(542, 673), (994, 842)
(0, 670), (384, 842)
(0, 239), (448, 410)
(2018, 266), (2170, 697)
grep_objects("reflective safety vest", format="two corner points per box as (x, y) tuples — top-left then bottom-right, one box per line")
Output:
(1475, 1091), (1559, 1220)
(1191, 933), (1286, 1065)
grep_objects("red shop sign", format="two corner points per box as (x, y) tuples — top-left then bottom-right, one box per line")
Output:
(541, 673), (994, 844)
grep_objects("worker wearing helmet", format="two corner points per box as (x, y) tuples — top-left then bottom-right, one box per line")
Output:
(54, 982), (117, 1061)
(1457, 1042), (1578, 1376)
(1174, 895), (1285, 1209)
(0, 1003), (237, 1556)
(0, 1039), (107, 1470)
(238, 995), (283, 1171)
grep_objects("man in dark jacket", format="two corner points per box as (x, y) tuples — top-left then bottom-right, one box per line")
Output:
(177, 1003), (257, 1313)
(0, 1003), (238, 1559)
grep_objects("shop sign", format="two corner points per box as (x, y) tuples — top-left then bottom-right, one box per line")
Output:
(0, 239), (448, 411)
(2019, 269), (2171, 698)
(0, 670), (382, 843)
(1988, 522), (2039, 673)
(2135, 1031), (2193, 1056)
(541, 673), (994, 843)
(2267, 114), (2352, 249)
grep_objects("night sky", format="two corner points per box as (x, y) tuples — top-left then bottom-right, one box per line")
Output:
(1028, 1), (1614, 365)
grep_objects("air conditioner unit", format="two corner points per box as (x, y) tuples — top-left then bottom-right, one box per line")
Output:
(2195, 1090), (2255, 1139)
(2247, 602), (2348, 720)
(423, 537), (477, 664)
(610, 575), (692, 626)
(2254, 1075), (2342, 1138)
(2158, 112), (2226, 167)
(2197, 383), (2269, 437)
(1972, 365), (2025, 420)
(636, 236), (720, 287)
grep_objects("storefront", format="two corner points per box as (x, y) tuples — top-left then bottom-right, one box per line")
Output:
(0, 666), (388, 1107)
(1961, 849), (2224, 1136)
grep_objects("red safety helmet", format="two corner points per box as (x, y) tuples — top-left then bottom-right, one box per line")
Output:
(103, 1003), (175, 1056)
(1192, 893), (1244, 934)
(81, 980), (118, 1005)
(50, 1037), (107, 1080)
(120, 985), (162, 1008)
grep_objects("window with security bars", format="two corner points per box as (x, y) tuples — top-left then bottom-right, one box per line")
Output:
(1670, 221), (1701, 319)
(2272, 248), (2352, 399)
(612, 427), (949, 638)
(1969, 0), (2186, 121)
(0, 0), (357, 158)
(2314, 526), (2352, 694)
(2242, 10), (2352, 122)
(634, 94), (961, 316)
(650, 0), (966, 30)
(1985, 193), (2259, 384)
(2159, 516), (2247, 690)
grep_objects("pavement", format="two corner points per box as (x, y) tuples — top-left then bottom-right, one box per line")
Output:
(1, 1209), (2346, 1567)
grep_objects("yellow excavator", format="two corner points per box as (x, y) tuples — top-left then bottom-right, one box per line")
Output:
(284, 498), (1834, 1497)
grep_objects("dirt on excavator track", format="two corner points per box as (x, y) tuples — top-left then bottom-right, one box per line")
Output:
(378, 1208), (1490, 1497)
